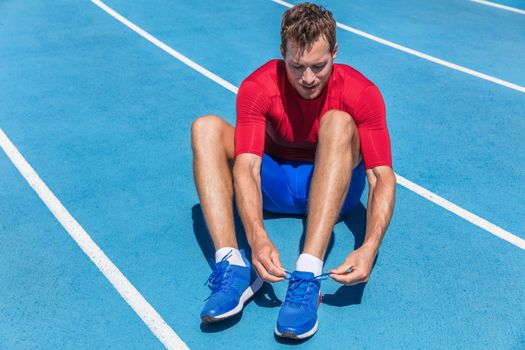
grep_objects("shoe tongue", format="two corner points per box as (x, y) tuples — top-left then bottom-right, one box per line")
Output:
(286, 271), (316, 308)
(293, 270), (315, 279)
(217, 259), (230, 270)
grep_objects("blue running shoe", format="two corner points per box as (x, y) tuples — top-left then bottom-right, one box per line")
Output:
(201, 250), (262, 323)
(275, 270), (328, 339)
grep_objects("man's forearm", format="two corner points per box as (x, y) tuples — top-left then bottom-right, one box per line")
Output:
(233, 167), (267, 246)
(233, 155), (284, 281)
(362, 171), (396, 255)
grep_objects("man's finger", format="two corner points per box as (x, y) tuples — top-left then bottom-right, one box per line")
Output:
(261, 258), (284, 281)
(258, 258), (283, 282)
(329, 262), (353, 275)
(270, 253), (285, 277)
(329, 272), (348, 284)
(254, 261), (282, 282)
(330, 270), (365, 286)
(330, 271), (357, 285)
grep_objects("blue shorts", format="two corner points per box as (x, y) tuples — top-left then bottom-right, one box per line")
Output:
(260, 153), (366, 215)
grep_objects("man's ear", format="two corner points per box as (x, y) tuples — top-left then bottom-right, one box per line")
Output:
(280, 44), (286, 59)
(332, 42), (339, 61)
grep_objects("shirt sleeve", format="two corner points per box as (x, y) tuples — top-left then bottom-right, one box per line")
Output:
(349, 85), (393, 170)
(234, 79), (271, 158)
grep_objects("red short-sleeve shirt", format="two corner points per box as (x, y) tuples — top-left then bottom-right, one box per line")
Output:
(234, 59), (392, 170)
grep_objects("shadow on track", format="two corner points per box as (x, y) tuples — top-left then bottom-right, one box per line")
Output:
(192, 201), (375, 331)
(322, 202), (375, 307)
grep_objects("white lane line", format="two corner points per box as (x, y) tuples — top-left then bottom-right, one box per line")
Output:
(0, 129), (189, 349)
(396, 174), (525, 250)
(90, 0), (237, 94)
(89, 2), (525, 250)
(271, 0), (525, 94)
(470, 0), (525, 15)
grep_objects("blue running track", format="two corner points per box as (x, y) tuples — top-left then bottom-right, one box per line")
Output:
(1, 0), (524, 348)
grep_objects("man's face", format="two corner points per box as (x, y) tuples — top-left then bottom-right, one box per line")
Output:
(281, 36), (338, 100)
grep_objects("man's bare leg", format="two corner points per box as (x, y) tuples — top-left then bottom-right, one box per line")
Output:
(302, 110), (360, 260)
(191, 115), (237, 250)
(194, 115), (264, 323)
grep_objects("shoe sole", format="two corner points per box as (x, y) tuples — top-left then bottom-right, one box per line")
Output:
(274, 320), (319, 339)
(201, 276), (263, 324)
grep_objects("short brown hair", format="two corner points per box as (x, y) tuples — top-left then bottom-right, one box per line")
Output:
(280, 3), (336, 54)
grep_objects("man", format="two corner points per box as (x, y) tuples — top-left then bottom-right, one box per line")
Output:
(191, 2), (396, 339)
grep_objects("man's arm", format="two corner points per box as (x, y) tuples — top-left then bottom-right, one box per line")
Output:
(329, 165), (396, 285)
(233, 153), (285, 282)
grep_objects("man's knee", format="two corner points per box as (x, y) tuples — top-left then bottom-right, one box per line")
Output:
(319, 110), (358, 145)
(191, 114), (226, 151)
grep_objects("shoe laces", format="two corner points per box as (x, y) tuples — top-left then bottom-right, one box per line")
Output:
(204, 251), (232, 295)
(284, 271), (329, 304)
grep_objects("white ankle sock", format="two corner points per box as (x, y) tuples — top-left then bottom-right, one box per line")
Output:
(215, 247), (246, 267)
(295, 253), (323, 276)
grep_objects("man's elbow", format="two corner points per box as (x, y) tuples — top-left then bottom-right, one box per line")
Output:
(233, 161), (247, 183)
(233, 154), (261, 182)
(368, 166), (396, 192)
(380, 168), (397, 188)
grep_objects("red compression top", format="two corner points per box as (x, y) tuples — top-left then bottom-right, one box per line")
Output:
(234, 59), (392, 170)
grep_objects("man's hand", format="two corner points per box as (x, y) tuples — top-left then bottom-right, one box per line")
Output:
(251, 236), (285, 282)
(329, 245), (377, 285)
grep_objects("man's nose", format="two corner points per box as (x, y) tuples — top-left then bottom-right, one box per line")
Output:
(302, 68), (315, 85)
